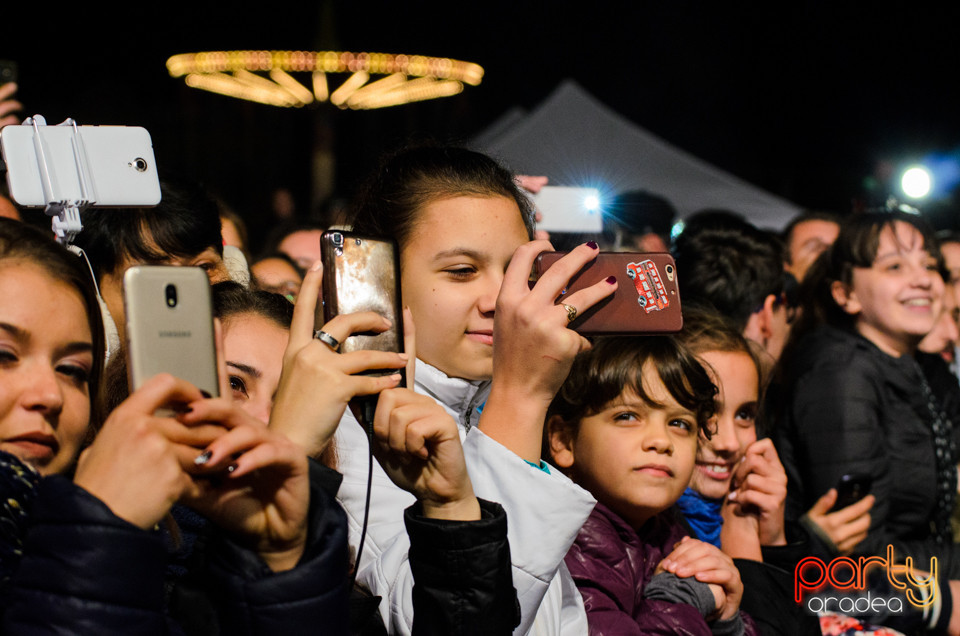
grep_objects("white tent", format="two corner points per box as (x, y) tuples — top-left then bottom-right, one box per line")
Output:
(473, 80), (801, 230)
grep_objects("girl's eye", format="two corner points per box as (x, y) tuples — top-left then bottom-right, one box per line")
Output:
(444, 266), (477, 280)
(613, 411), (640, 423)
(229, 375), (248, 398)
(735, 404), (757, 422)
(57, 363), (90, 387)
(669, 418), (694, 432)
(0, 348), (17, 365)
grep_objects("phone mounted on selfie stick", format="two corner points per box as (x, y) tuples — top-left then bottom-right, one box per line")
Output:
(0, 115), (161, 247)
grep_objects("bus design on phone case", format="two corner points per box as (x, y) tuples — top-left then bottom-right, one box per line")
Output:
(626, 260), (669, 313)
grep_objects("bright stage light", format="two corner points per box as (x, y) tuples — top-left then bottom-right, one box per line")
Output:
(901, 166), (932, 198)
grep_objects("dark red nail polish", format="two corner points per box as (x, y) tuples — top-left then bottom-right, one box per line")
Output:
(606, 276), (617, 284)
(586, 241), (599, 249)
(200, 390), (212, 399)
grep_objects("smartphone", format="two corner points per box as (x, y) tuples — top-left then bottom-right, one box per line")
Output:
(830, 473), (873, 512)
(123, 266), (219, 398)
(319, 231), (405, 383)
(529, 186), (603, 233)
(1, 123), (161, 208)
(533, 251), (683, 334)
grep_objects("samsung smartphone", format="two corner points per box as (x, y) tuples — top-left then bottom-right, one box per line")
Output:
(529, 186), (603, 234)
(0, 123), (161, 208)
(533, 251), (683, 334)
(123, 266), (219, 398)
(830, 473), (873, 512)
(319, 231), (405, 384)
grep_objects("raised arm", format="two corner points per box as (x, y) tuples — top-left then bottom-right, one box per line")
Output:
(479, 240), (615, 461)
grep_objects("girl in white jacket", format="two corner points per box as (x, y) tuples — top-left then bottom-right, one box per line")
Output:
(323, 145), (617, 634)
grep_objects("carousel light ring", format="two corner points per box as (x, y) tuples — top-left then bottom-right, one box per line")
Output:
(166, 50), (484, 109)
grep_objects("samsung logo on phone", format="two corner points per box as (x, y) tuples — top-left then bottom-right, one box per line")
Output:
(158, 330), (192, 338)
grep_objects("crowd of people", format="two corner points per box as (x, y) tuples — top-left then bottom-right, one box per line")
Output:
(3, 89), (960, 636)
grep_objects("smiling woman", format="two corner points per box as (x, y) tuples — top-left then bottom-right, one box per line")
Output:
(0, 220), (103, 476)
(772, 210), (960, 633)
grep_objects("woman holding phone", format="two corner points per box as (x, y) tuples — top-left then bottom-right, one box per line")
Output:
(0, 218), (348, 633)
(210, 278), (520, 633)
(772, 211), (960, 634)
(303, 144), (617, 634)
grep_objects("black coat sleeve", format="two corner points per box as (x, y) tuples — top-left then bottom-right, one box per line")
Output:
(205, 460), (350, 636)
(404, 499), (520, 636)
(734, 558), (821, 636)
(1, 475), (172, 635)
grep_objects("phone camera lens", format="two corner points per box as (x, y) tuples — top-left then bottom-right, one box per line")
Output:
(165, 284), (178, 308)
(332, 232), (343, 247)
(665, 264), (674, 274)
(355, 238), (362, 246)
(131, 158), (149, 172)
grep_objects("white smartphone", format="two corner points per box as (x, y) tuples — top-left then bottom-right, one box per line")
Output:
(529, 186), (603, 233)
(0, 123), (161, 208)
(123, 266), (219, 397)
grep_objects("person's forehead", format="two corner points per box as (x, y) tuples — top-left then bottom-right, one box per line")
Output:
(279, 230), (323, 252)
(791, 219), (838, 246)
(252, 257), (299, 279)
(874, 221), (928, 256)
(411, 195), (527, 243)
(941, 241), (960, 268)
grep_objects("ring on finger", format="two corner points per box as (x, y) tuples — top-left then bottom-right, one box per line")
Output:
(313, 330), (340, 352)
(560, 303), (578, 323)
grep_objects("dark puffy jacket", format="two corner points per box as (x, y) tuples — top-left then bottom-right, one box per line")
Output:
(773, 326), (960, 577)
(1, 459), (350, 635)
(406, 499), (519, 635)
(565, 503), (757, 635)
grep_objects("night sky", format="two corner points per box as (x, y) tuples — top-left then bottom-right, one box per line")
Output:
(5, 3), (960, 246)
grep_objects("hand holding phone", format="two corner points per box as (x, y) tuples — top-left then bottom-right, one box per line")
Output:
(479, 240), (615, 462)
(269, 261), (405, 456)
(533, 251), (682, 334)
(319, 231), (407, 424)
(805, 478), (874, 554)
(830, 473), (873, 512)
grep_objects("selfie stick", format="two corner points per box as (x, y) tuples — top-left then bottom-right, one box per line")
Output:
(23, 115), (95, 246)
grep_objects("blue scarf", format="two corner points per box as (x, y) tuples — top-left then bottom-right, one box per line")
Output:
(675, 488), (723, 547)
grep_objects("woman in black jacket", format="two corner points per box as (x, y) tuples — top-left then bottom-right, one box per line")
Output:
(0, 218), (350, 634)
(772, 210), (960, 634)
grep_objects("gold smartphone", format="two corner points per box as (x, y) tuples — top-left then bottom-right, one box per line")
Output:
(319, 231), (405, 383)
(123, 266), (219, 397)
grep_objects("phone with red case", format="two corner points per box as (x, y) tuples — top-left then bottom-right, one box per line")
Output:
(533, 252), (683, 334)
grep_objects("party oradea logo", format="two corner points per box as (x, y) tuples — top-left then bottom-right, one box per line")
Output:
(794, 546), (937, 614)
